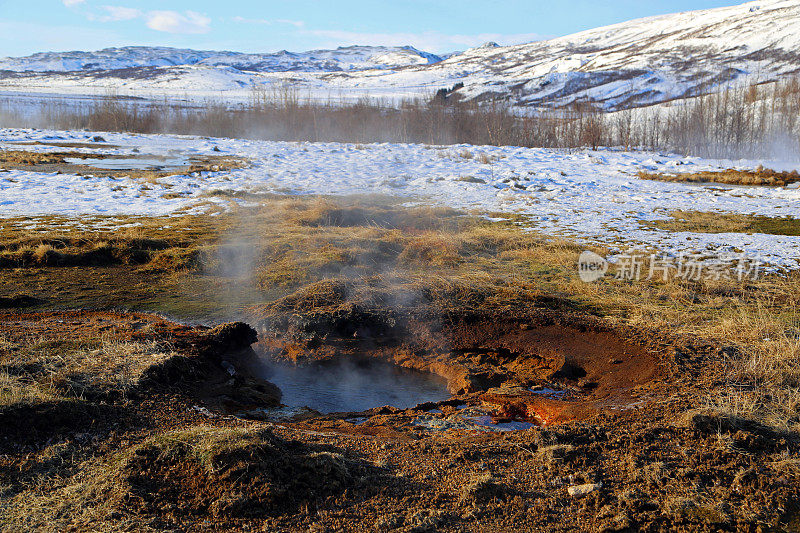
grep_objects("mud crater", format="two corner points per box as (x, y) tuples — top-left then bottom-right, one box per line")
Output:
(251, 309), (665, 426)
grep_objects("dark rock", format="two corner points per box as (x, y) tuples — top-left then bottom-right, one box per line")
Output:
(208, 322), (258, 351)
(212, 375), (282, 410)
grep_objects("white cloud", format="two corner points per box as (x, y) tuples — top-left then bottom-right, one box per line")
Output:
(145, 10), (211, 34)
(304, 30), (547, 53)
(90, 6), (142, 22)
(65, 4), (213, 35)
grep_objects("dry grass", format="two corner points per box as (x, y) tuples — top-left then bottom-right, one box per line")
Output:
(66, 338), (173, 396)
(639, 167), (800, 187)
(0, 321), (183, 531)
(458, 471), (506, 503)
(0, 423), (367, 530)
(0, 150), (71, 166)
(643, 210), (800, 236)
(0, 334), (15, 351)
(0, 368), (60, 407)
(477, 152), (495, 164)
(704, 306), (800, 432)
(0, 333), (175, 404)
(398, 233), (462, 266)
(0, 450), (143, 532)
(662, 496), (729, 523)
(0, 213), (227, 269)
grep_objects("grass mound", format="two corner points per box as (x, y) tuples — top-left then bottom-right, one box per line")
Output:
(124, 426), (370, 518)
(267, 279), (352, 312)
(0, 425), (374, 530)
(0, 336), (177, 404)
(0, 150), (72, 165)
(0, 214), (229, 273)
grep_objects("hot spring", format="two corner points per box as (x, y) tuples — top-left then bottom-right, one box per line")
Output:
(250, 356), (450, 414)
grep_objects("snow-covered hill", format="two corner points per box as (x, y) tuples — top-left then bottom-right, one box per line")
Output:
(1, 0), (799, 110)
(432, 0), (800, 109)
(0, 45), (443, 73)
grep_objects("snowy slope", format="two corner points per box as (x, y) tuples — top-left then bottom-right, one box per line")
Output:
(429, 0), (800, 109)
(0, 0), (799, 109)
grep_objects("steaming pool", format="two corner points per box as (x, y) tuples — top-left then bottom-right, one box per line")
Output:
(252, 357), (450, 414)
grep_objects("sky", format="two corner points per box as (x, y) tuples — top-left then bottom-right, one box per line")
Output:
(0, 0), (743, 57)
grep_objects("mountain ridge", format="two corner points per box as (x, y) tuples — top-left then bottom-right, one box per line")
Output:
(0, 45), (444, 73)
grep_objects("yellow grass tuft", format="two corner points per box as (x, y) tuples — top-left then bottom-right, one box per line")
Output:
(639, 167), (800, 187)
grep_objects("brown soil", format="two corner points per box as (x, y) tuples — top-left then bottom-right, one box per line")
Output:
(1, 309), (798, 532)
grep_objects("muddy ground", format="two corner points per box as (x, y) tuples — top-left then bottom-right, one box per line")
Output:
(1, 305), (798, 532)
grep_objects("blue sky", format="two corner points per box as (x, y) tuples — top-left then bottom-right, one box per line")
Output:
(0, 0), (740, 56)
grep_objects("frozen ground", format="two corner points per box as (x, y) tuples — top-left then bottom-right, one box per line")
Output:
(1, 127), (799, 268)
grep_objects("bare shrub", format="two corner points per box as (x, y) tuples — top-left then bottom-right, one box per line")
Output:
(617, 76), (800, 159)
(2, 76), (798, 159)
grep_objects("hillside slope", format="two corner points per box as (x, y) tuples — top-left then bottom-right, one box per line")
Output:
(432, 0), (800, 109)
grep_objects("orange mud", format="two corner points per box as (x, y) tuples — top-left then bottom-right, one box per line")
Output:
(255, 308), (671, 429)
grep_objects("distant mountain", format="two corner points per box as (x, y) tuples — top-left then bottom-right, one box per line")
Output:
(1, 0), (799, 111)
(0, 45), (443, 73)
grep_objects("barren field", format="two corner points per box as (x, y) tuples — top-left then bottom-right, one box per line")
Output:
(1, 129), (800, 532)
